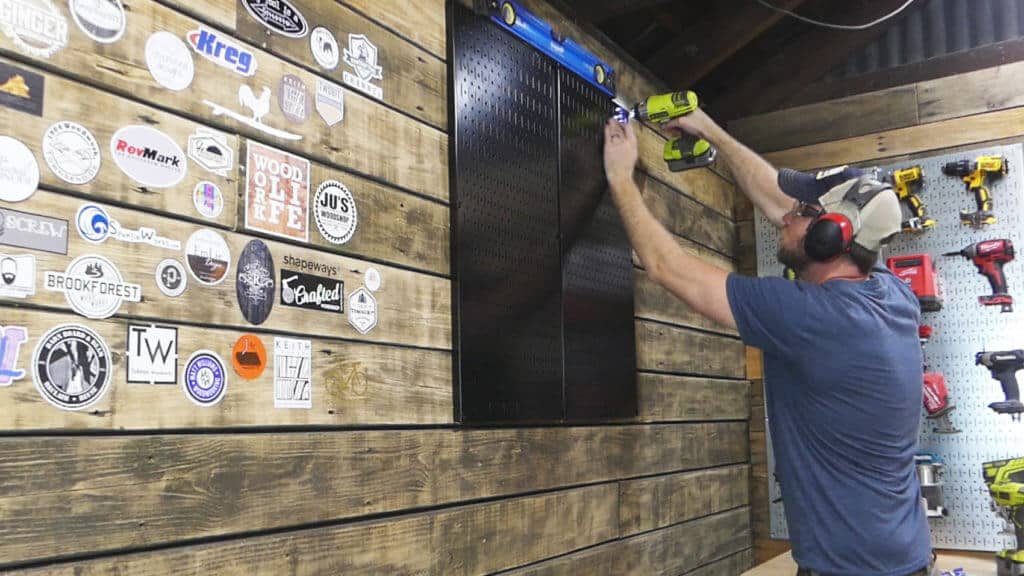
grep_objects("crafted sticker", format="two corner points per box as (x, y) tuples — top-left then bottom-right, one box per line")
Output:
(183, 350), (227, 406)
(0, 136), (40, 203)
(44, 254), (142, 319)
(0, 253), (36, 299)
(33, 324), (111, 410)
(273, 336), (311, 408)
(42, 121), (101, 185)
(126, 324), (178, 385)
(0, 0), (68, 58)
(0, 325), (28, 386)
(245, 141), (310, 242)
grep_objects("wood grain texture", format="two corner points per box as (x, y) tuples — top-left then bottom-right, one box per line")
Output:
(0, 308), (451, 430)
(637, 373), (749, 423)
(161, 0), (236, 30)
(690, 549), (757, 576)
(0, 0), (448, 201)
(636, 320), (746, 379)
(917, 59), (1024, 124)
(737, 221), (758, 277)
(635, 270), (737, 336)
(618, 464), (750, 534)
(6, 191), (451, 349)
(0, 423), (747, 565)
(343, 0), (447, 59)
(12, 485), (618, 575)
(641, 175), (736, 258)
(233, 0), (448, 129)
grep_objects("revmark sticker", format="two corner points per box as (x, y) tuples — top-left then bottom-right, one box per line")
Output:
(44, 254), (141, 319)
(110, 125), (187, 188)
(273, 336), (311, 409)
(0, 253), (35, 299)
(33, 324), (111, 410)
(245, 141), (310, 242)
(126, 323), (177, 385)
(42, 121), (101, 185)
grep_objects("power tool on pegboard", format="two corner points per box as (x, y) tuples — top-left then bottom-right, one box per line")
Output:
(888, 166), (936, 233)
(614, 91), (717, 172)
(887, 254), (943, 312)
(983, 457), (1024, 576)
(944, 239), (1016, 312)
(923, 371), (961, 434)
(915, 451), (949, 518)
(976, 350), (1024, 420)
(942, 155), (1009, 228)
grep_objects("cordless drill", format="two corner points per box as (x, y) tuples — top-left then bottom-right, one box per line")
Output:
(944, 239), (1015, 312)
(889, 166), (935, 233)
(616, 91), (717, 171)
(983, 457), (1024, 576)
(976, 350), (1024, 419)
(942, 155), (1008, 228)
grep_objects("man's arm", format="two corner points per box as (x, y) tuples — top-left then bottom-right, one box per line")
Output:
(665, 109), (791, 228)
(603, 119), (736, 330)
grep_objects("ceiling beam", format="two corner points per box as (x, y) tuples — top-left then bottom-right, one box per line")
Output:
(584, 0), (675, 24)
(644, 0), (808, 88)
(708, 0), (915, 121)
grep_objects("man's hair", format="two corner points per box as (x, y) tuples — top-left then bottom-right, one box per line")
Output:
(849, 243), (878, 275)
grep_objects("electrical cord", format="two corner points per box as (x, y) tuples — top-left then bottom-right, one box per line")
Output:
(755, 0), (917, 30)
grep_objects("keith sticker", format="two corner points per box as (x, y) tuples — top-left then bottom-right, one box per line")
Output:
(273, 336), (311, 409)
(245, 141), (310, 242)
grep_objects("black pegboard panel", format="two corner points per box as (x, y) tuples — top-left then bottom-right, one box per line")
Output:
(558, 70), (637, 420)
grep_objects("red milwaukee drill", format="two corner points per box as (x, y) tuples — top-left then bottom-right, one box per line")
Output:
(944, 239), (1016, 312)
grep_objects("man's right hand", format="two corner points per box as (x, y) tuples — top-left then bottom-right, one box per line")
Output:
(661, 108), (717, 143)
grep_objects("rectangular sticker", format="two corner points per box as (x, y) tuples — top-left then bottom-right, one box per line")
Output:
(273, 336), (311, 409)
(0, 208), (69, 254)
(279, 269), (343, 313)
(0, 61), (44, 116)
(245, 141), (310, 242)
(0, 253), (35, 298)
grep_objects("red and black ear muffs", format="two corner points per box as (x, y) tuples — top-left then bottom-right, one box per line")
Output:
(804, 213), (854, 262)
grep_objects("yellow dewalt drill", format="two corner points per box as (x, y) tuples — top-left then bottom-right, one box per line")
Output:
(889, 166), (935, 233)
(617, 91), (717, 172)
(984, 458), (1024, 576)
(943, 155), (1009, 228)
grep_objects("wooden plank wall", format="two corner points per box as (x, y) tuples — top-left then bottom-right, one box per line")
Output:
(0, 0), (752, 573)
(727, 58), (1024, 566)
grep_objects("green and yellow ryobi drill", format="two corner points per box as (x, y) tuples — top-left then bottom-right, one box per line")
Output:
(984, 458), (1024, 576)
(617, 91), (717, 172)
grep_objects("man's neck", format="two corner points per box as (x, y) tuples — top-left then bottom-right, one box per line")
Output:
(800, 259), (868, 284)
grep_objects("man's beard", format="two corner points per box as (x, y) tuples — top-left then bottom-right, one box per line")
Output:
(777, 243), (810, 272)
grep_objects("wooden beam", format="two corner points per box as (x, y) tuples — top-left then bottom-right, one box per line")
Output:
(586, 0), (674, 24)
(645, 0), (807, 88)
(710, 0), (913, 121)
(636, 320), (746, 379)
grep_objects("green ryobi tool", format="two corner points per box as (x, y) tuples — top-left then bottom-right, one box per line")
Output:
(984, 458), (1024, 576)
(617, 91), (717, 172)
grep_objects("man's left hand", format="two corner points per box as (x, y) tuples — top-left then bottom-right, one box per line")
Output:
(603, 118), (638, 186)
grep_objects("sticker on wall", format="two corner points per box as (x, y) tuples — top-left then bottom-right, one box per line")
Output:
(204, 85), (302, 141)
(0, 61), (44, 116)
(126, 324), (177, 385)
(183, 350), (227, 407)
(347, 287), (377, 334)
(69, 0), (126, 44)
(364, 267), (380, 292)
(110, 125), (187, 188)
(310, 27), (338, 70)
(241, 0), (308, 38)
(0, 325), (28, 386)
(75, 203), (180, 250)
(342, 34), (383, 100)
(245, 141), (310, 242)
(155, 258), (187, 297)
(231, 334), (266, 380)
(236, 239), (275, 325)
(185, 228), (230, 286)
(33, 323), (111, 410)
(145, 31), (194, 91)
(193, 181), (224, 219)
(276, 74), (309, 124)
(0, 208), (68, 254)
(313, 179), (356, 244)
(42, 121), (101, 185)
(0, 136), (39, 203)
(314, 78), (344, 127)
(280, 269), (342, 314)
(282, 254), (337, 277)
(0, 253), (35, 299)
(187, 127), (233, 176)
(44, 254), (142, 319)
(186, 27), (257, 77)
(0, 0), (67, 58)
(273, 336), (311, 409)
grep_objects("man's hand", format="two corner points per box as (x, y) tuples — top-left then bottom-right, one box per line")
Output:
(603, 118), (639, 185)
(661, 107), (716, 142)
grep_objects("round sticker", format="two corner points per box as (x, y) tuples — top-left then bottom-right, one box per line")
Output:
(69, 0), (126, 44)
(231, 334), (267, 380)
(155, 258), (187, 297)
(49, 254), (141, 319)
(310, 27), (339, 69)
(42, 121), (101, 185)
(145, 31), (194, 91)
(235, 239), (275, 325)
(183, 350), (227, 406)
(0, 136), (40, 202)
(110, 125), (187, 188)
(313, 180), (357, 245)
(185, 228), (231, 286)
(193, 181), (224, 219)
(75, 203), (110, 243)
(365, 267), (381, 292)
(33, 324), (111, 411)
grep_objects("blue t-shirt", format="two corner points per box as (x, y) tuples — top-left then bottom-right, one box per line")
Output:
(727, 265), (931, 576)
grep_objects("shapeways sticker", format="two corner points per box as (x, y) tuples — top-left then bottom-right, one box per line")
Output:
(185, 228), (231, 286)
(0, 208), (68, 254)
(183, 350), (227, 406)
(0, 0), (68, 58)
(313, 180), (356, 244)
(342, 34), (383, 100)
(69, 0), (125, 44)
(33, 323), (111, 410)
(126, 324), (177, 384)
(110, 125), (187, 188)
(273, 336), (311, 408)
(236, 239), (275, 325)
(187, 27), (256, 76)
(0, 253), (36, 299)
(0, 61), (44, 116)
(44, 254), (142, 319)
(0, 325), (28, 386)
(42, 121), (101, 185)
(204, 85), (301, 141)
(245, 141), (310, 241)
(0, 136), (40, 202)
(241, 0), (308, 38)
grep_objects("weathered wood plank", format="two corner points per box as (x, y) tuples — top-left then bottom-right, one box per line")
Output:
(232, 0), (447, 129)
(737, 221), (757, 276)
(641, 176), (736, 258)
(689, 549), (756, 576)
(635, 271), (737, 336)
(637, 373), (749, 423)
(4, 191), (451, 349)
(618, 465), (750, 534)
(0, 0), (448, 201)
(0, 307), (451, 430)
(0, 423), (747, 565)
(158, 0), (235, 30)
(12, 485), (619, 575)
(636, 320), (746, 379)
(917, 59), (1024, 125)
(632, 234), (736, 273)
(344, 0), (447, 59)
(727, 85), (920, 154)
(746, 348), (764, 380)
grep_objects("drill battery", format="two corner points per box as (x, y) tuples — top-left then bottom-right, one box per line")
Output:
(887, 254), (943, 312)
